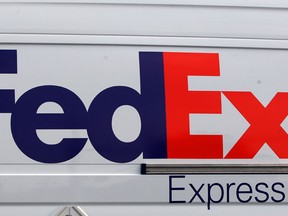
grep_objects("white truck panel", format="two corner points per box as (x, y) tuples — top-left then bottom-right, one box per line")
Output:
(0, 2), (287, 39)
(1, 1), (288, 215)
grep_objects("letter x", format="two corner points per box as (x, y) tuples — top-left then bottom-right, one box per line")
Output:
(189, 184), (205, 203)
(223, 92), (288, 158)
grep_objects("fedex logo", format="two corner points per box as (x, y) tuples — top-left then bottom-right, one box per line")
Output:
(1, 50), (288, 163)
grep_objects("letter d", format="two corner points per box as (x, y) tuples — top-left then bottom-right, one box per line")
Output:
(87, 52), (167, 163)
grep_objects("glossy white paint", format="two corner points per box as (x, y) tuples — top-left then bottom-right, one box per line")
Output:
(0, 2), (288, 39)
(1, 1), (288, 215)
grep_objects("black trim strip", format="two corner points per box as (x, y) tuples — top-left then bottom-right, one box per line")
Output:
(143, 164), (288, 175)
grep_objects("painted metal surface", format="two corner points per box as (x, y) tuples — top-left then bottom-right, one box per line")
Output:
(0, 0), (288, 215)
(0, 44), (287, 164)
(0, 1), (288, 39)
